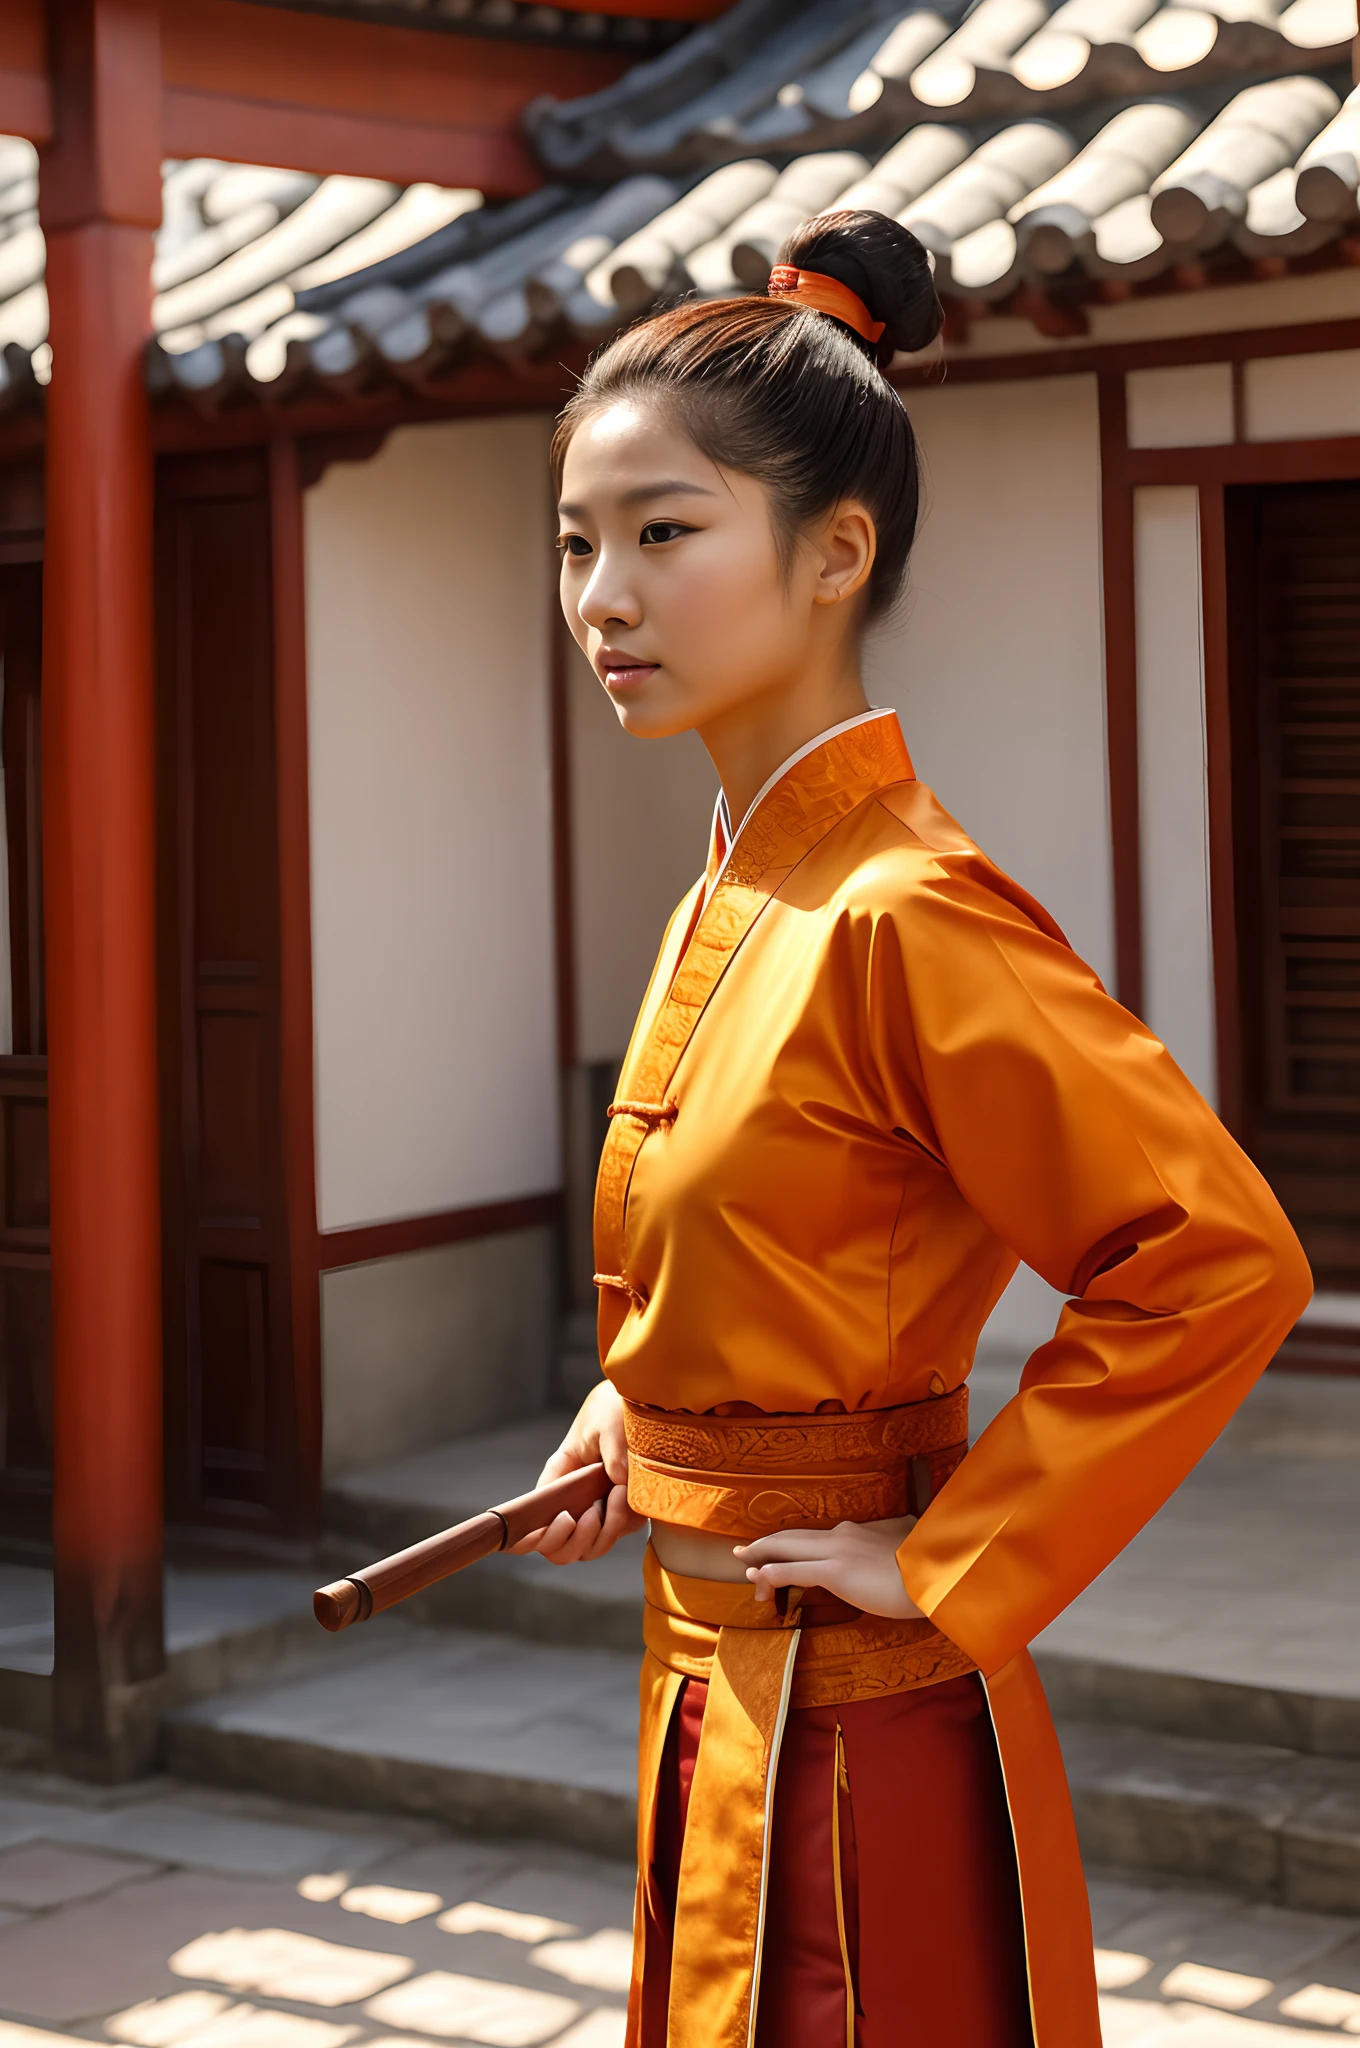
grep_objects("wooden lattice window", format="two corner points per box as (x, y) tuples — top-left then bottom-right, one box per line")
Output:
(1230, 483), (1360, 1291)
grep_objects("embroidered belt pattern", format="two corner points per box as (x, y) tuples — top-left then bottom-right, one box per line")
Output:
(644, 1561), (976, 1709)
(624, 1388), (968, 1468)
(622, 1391), (969, 1540)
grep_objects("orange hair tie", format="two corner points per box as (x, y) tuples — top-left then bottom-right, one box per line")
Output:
(767, 264), (885, 345)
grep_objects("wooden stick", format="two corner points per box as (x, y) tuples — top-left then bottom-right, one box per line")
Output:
(313, 1462), (612, 1632)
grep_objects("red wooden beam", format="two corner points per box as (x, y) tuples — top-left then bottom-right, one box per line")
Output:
(159, 0), (629, 191)
(41, 0), (165, 1781)
(1098, 373), (1144, 1021)
(269, 437), (323, 1537)
(1198, 481), (1243, 1140)
(0, 2), (50, 144)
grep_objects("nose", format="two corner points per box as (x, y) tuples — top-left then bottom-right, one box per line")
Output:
(575, 546), (642, 635)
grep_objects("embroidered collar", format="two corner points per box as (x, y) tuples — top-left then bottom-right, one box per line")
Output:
(704, 707), (911, 903)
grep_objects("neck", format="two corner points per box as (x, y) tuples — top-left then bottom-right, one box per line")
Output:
(700, 663), (871, 832)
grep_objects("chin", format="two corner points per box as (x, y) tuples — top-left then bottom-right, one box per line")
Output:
(608, 688), (698, 741)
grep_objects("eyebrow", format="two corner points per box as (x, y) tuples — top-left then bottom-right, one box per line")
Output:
(557, 479), (718, 519)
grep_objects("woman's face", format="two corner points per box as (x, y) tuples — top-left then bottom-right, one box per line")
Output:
(557, 399), (868, 739)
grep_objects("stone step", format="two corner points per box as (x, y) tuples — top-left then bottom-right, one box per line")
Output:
(322, 1391), (1360, 1763)
(1061, 1716), (1360, 1918)
(0, 1558), (324, 1738)
(164, 1618), (639, 1861)
(161, 1616), (1360, 1914)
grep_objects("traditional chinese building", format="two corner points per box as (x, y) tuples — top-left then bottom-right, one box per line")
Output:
(0, 0), (1358, 1778)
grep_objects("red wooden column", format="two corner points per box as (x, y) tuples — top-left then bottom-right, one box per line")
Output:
(39, 0), (165, 1779)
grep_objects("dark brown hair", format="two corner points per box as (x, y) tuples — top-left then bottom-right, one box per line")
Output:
(551, 209), (942, 621)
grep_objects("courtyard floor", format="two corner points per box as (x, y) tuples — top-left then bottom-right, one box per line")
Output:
(0, 1757), (1359, 2044)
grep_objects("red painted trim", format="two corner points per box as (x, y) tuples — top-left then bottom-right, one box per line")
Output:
(550, 607), (578, 1074)
(1098, 373), (1143, 1018)
(1198, 481), (1243, 1140)
(317, 1190), (561, 1271)
(0, 2), (50, 143)
(901, 317), (1360, 391)
(160, 88), (543, 194)
(1126, 437), (1360, 485)
(148, 358), (591, 458)
(40, 0), (165, 1775)
(159, 0), (626, 192)
(268, 435), (322, 1536)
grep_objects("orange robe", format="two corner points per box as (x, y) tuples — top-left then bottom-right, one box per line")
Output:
(594, 711), (1311, 2047)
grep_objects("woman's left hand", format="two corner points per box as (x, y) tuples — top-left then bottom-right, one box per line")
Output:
(734, 1517), (925, 1619)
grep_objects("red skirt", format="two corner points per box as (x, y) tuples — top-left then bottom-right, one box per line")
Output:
(652, 1671), (1034, 2048)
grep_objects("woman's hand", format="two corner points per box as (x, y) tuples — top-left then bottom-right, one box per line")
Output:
(506, 1379), (645, 1566)
(734, 1517), (926, 1619)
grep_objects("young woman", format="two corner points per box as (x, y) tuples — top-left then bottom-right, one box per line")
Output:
(519, 210), (1311, 2048)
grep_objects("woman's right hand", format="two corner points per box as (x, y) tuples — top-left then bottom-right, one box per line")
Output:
(506, 1378), (644, 1565)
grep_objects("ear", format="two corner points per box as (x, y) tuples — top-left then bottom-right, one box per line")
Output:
(811, 500), (877, 607)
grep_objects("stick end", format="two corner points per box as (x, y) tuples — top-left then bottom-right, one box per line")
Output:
(314, 1579), (366, 1631)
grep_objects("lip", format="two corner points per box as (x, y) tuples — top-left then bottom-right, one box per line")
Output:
(595, 648), (660, 690)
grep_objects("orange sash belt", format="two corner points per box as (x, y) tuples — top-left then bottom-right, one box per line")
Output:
(625, 1394), (975, 2048)
(633, 1557), (977, 2048)
(622, 1388), (969, 1540)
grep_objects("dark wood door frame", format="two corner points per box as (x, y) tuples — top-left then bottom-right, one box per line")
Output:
(1101, 381), (1360, 1361)
(0, 558), (50, 1542)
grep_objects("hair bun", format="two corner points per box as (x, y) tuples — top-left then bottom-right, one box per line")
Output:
(778, 209), (942, 368)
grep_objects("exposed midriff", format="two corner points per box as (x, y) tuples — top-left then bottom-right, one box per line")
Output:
(648, 1519), (754, 1583)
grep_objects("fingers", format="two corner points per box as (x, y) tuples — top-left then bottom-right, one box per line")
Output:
(597, 1481), (646, 1550)
(744, 1557), (837, 1602)
(539, 1503), (609, 1565)
(506, 1509), (578, 1558)
(507, 1482), (641, 1567)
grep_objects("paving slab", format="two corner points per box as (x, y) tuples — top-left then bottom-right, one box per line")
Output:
(0, 1827), (637, 2034)
(0, 1787), (405, 1878)
(5, 1760), (1360, 2044)
(0, 1843), (162, 1911)
(164, 1623), (640, 1860)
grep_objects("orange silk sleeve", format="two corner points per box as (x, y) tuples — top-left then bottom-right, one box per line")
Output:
(875, 848), (1313, 1677)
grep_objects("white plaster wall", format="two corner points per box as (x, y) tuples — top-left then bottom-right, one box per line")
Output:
(865, 373), (1109, 1358)
(320, 1226), (555, 1477)
(568, 635), (717, 1065)
(305, 417), (560, 1232)
(1246, 348), (1360, 442)
(1127, 363), (1234, 449)
(1133, 486), (1217, 1107)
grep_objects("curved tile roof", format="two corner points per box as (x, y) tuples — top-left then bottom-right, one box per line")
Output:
(0, 0), (1354, 419)
(524, 0), (1357, 174)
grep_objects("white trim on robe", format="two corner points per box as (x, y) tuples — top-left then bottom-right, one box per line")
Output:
(703, 706), (898, 910)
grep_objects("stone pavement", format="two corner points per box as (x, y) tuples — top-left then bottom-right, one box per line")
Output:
(3, 1765), (1360, 2045)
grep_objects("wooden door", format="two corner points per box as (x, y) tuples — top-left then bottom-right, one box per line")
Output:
(0, 561), (50, 1540)
(1229, 482), (1360, 1293)
(156, 454), (302, 1534)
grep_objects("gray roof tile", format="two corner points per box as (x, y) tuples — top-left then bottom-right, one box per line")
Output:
(0, 0), (1354, 419)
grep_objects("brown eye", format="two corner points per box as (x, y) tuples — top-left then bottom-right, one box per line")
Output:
(557, 534), (592, 558)
(640, 521), (689, 546)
